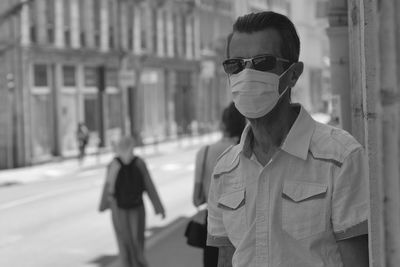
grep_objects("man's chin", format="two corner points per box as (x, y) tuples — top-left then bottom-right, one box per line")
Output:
(248, 112), (274, 125)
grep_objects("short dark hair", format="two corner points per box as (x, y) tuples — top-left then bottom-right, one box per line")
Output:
(222, 102), (246, 142)
(227, 11), (300, 63)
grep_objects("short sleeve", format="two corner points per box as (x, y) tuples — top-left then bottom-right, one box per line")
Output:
(193, 147), (207, 206)
(332, 147), (369, 240)
(194, 147), (207, 184)
(206, 172), (231, 247)
(106, 159), (121, 195)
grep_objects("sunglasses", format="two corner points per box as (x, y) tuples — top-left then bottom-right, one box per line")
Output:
(222, 54), (290, 75)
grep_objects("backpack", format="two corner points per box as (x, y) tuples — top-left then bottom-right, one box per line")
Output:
(114, 157), (145, 209)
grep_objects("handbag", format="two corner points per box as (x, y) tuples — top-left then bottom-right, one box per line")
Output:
(184, 216), (207, 248)
(185, 146), (209, 248)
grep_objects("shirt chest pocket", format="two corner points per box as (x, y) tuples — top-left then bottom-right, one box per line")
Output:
(282, 181), (328, 240)
(218, 189), (247, 242)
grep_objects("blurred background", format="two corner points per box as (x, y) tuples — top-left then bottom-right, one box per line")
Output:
(2, 0), (397, 267)
(0, 0), (332, 169)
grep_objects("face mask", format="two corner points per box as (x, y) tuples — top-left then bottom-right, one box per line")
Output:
(229, 65), (293, 119)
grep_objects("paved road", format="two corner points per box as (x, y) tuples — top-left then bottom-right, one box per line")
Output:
(0, 146), (206, 267)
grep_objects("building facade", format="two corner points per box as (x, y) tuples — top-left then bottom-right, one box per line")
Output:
(0, 0), (235, 169)
(0, 0), (328, 168)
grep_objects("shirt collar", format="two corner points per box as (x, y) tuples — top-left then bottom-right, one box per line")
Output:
(280, 105), (315, 160)
(237, 105), (316, 161)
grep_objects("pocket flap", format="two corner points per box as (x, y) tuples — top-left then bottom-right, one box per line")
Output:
(283, 181), (327, 202)
(213, 156), (240, 178)
(218, 189), (245, 210)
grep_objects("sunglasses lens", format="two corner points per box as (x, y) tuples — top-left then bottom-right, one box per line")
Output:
(253, 55), (276, 72)
(223, 59), (243, 74)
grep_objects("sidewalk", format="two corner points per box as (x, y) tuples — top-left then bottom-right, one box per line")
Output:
(0, 133), (220, 187)
(102, 216), (203, 267)
(146, 216), (203, 267)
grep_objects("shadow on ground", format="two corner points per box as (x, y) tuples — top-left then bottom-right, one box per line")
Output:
(88, 216), (202, 267)
(88, 255), (119, 267)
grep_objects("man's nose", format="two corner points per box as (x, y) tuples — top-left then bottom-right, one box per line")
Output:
(244, 60), (254, 69)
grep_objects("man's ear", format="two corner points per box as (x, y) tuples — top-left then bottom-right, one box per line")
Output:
(288, 62), (304, 87)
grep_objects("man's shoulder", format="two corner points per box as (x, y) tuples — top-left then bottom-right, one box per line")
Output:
(212, 144), (241, 179)
(310, 122), (363, 165)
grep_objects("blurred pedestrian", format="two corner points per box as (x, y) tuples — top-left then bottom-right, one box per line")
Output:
(99, 136), (166, 267)
(192, 102), (246, 267)
(76, 122), (89, 165)
(207, 11), (369, 267)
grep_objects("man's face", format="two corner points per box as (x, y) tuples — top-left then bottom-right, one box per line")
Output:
(229, 29), (291, 94)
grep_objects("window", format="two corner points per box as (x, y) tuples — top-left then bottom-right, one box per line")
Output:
(79, 0), (86, 47)
(29, 1), (36, 43)
(128, 2), (134, 50)
(31, 94), (53, 157)
(84, 95), (99, 132)
(62, 66), (76, 86)
(191, 17), (197, 58)
(163, 10), (168, 56)
(84, 67), (98, 87)
(107, 94), (122, 129)
(63, 0), (71, 46)
(140, 6), (147, 50)
(152, 8), (157, 53)
(108, 0), (115, 49)
(93, 0), (101, 47)
(33, 64), (48, 87)
(173, 15), (178, 57)
(106, 68), (118, 87)
(46, 0), (55, 43)
(181, 15), (186, 57)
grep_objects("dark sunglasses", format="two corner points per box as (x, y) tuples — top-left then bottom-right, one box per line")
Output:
(222, 54), (290, 75)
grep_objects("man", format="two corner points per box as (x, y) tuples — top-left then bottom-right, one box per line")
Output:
(207, 11), (369, 267)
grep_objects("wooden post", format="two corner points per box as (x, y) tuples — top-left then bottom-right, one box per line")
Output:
(362, 1), (386, 266)
(347, 0), (386, 265)
(348, 0), (366, 146)
(378, 0), (400, 265)
(394, 0), (400, 200)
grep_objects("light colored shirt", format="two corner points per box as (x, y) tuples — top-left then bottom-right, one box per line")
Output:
(193, 138), (237, 206)
(207, 105), (369, 267)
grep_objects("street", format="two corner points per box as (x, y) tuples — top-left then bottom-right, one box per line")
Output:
(0, 145), (205, 267)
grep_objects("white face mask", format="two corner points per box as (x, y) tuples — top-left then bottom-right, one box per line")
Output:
(229, 66), (293, 119)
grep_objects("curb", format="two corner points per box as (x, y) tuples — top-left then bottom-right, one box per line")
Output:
(0, 133), (220, 187)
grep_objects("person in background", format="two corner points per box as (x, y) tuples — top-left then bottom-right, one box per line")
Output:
(207, 11), (369, 267)
(76, 122), (89, 165)
(192, 102), (246, 267)
(99, 136), (165, 267)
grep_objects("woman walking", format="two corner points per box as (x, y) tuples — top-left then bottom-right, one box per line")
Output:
(99, 136), (165, 267)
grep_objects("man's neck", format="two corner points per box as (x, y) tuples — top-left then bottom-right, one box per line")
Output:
(250, 104), (298, 165)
